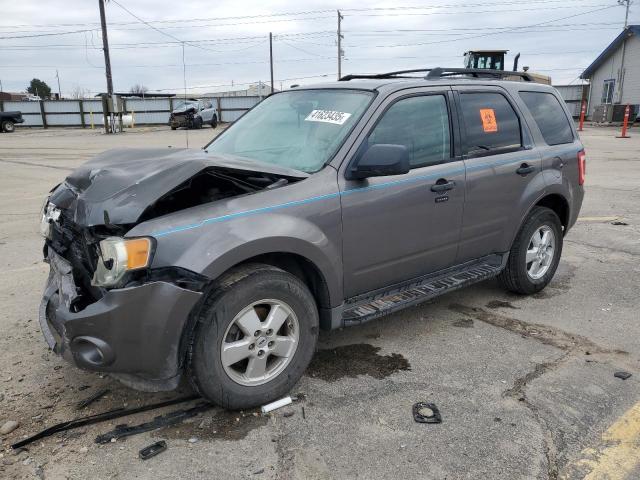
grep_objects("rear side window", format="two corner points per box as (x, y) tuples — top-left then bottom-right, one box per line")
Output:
(367, 95), (451, 168)
(459, 92), (522, 155)
(519, 91), (574, 145)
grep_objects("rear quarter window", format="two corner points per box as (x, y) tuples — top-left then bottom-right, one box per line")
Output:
(519, 91), (574, 145)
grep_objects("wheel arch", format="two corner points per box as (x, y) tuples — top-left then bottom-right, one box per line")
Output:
(178, 251), (334, 371)
(533, 193), (570, 234)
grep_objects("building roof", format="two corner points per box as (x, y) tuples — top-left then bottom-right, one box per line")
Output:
(581, 25), (640, 79)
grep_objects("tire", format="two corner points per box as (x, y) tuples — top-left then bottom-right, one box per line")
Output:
(211, 115), (218, 129)
(194, 116), (203, 129)
(170, 125), (177, 130)
(188, 264), (319, 409)
(2, 120), (15, 133)
(498, 206), (563, 295)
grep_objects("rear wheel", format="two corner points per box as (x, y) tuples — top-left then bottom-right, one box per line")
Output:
(211, 115), (218, 128)
(188, 264), (318, 409)
(2, 120), (15, 133)
(498, 207), (563, 294)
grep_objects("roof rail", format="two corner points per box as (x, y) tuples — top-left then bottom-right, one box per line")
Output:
(425, 67), (533, 81)
(339, 67), (533, 82)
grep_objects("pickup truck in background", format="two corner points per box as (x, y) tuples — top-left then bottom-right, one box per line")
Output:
(0, 111), (24, 133)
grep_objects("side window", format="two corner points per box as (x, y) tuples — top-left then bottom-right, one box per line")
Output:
(367, 95), (451, 168)
(602, 79), (615, 104)
(519, 91), (574, 145)
(459, 92), (522, 155)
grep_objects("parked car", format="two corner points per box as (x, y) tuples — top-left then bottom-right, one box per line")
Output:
(0, 111), (24, 132)
(169, 99), (218, 130)
(39, 69), (584, 409)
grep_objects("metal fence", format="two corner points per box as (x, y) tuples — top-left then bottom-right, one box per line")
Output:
(0, 96), (262, 128)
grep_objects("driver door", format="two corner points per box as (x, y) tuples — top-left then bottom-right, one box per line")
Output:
(339, 88), (465, 298)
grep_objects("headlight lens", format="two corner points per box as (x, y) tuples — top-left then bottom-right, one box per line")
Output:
(40, 197), (60, 239)
(92, 237), (153, 287)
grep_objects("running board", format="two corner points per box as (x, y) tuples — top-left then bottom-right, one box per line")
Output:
(342, 255), (505, 326)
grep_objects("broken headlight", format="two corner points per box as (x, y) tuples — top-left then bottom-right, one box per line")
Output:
(40, 198), (60, 239)
(92, 237), (154, 287)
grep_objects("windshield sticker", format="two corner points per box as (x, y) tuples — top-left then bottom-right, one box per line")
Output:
(305, 110), (352, 125)
(479, 108), (498, 133)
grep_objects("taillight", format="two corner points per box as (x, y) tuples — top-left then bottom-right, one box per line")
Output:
(578, 150), (586, 186)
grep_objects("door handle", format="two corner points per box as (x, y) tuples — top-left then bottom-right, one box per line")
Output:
(516, 164), (535, 176)
(430, 179), (455, 192)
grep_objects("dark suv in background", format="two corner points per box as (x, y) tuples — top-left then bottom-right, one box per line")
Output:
(39, 68), (585, 409)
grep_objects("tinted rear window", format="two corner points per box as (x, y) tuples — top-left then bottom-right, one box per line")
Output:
(519, 91), (574, 145)
(459, 92), (522, 155)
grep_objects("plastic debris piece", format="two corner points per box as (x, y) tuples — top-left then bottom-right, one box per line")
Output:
(139, 440), (167, 460)
(261, 396), (292, 414)
(413, 402), (442, 424)
(614, 371), (632, 380)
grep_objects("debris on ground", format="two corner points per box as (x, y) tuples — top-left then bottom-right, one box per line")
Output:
(614, 371), (632, 380)
(188, 437), (198, 443)
(282, 411), (294, 418)
(95, 403), (212, 444)
(253, 467), (265, 475)
(139, 440), (167, 460)
(412, 402), (442, 424)
(12, 395), (199, 449)
(261, 396), (292, 414)
(0, 420), (20, 434)
(611, 221), (629, 226)
(75, 388), (110, 410)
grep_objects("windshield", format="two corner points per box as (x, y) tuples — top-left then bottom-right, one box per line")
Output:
(175, 100), (197, 109)
(205, 89), (374, 173)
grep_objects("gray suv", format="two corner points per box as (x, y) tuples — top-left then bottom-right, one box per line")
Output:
(39, 69), (585, 409)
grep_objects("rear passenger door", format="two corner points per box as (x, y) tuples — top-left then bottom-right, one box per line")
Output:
(454, 87), (543, 263)
(340, 88), (465, 298)
(518, 90), (579, 188)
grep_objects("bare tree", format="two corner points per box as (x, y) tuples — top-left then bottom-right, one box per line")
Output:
(129, 84), (149, 95)
(70, 85), (91, 99)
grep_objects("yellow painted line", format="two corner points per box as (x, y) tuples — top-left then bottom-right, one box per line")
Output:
(577, 216), (621, 223)
(561, 401), (640, 480)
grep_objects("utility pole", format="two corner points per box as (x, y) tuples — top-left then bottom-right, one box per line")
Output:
(337, 10), (344, 80)
(55, 70), (62, 99)
(617, 0), (632, 102)
(269, 32), (274, 94)
(98, 0), (114, 133)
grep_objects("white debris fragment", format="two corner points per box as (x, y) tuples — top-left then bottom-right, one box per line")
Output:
(261, 396), (293, 414)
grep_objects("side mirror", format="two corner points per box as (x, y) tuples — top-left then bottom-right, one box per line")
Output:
(346, 144), (410, 180)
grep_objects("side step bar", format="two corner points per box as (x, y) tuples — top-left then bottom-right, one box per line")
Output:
(342, 255), (506, 326)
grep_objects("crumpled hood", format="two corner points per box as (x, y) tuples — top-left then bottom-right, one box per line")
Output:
(50, 147), (307, 227)
(171, 104), (197, 114)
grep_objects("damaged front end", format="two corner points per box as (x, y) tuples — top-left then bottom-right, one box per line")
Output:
(39, 147), (306, 391)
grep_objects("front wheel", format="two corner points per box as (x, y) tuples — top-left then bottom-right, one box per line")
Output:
(498, 206), (563, 295)
(211, 115), (218, 128)
(188, 264), (319, 409)
(2, 120), (15, 133)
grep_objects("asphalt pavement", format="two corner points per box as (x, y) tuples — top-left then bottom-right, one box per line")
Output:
(0, 124), (638, 479)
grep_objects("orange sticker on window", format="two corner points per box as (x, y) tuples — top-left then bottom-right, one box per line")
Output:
(479, 108), (498, 133)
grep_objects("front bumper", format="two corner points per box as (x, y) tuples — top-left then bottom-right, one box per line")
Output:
(40, 251), (202, 388)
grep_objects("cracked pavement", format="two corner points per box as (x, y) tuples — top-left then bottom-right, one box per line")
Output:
(0, 125), (639, 479)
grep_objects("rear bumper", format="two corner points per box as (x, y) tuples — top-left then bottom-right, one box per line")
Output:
(40, 252), (202, 389)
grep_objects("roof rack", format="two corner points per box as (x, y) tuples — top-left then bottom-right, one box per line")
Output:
(339, 67), (533, 82)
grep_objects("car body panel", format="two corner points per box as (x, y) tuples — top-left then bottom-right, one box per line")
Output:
(38, 77), (585, 390)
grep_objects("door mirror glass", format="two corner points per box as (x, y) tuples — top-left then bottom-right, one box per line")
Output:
(347, 144), (410, 180)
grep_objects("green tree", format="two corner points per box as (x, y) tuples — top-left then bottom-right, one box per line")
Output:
(27, 78), (51, 99)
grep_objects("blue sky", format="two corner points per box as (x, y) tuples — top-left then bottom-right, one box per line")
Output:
(0, 0), (635, 96)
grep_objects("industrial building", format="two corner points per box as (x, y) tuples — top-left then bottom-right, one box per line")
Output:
(580, 25), (640, 123)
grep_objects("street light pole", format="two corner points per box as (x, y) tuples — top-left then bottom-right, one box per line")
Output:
(617, 0), (632, 103)
(269, 32), (274, 94)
